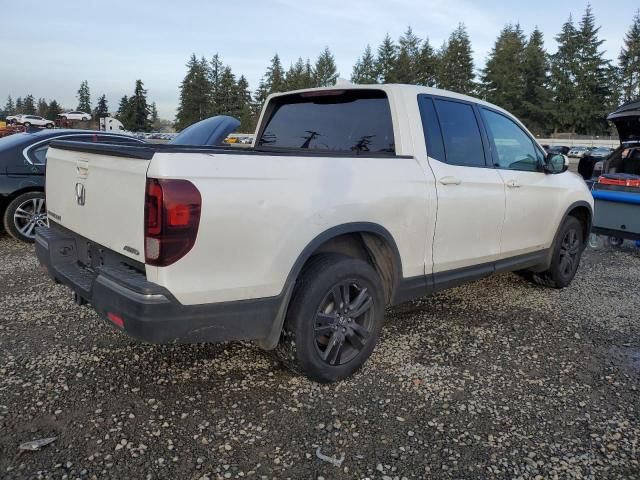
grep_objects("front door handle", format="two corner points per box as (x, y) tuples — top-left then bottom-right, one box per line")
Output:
(439, 176), (462, 186)
(506, 180), (521, 188)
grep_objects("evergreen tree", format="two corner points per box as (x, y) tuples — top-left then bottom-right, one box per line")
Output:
(286, 57), (310, 90)
(394, 27), (421, 83)
(22, 95), (36, 115)
(252, 78), (270, 120)
(314, 47), (338, 87)
(235, 75), (254, 131)
(304, 59), (314, 86)
(15, 97), (23, 114)
(437, 24), (475, 94)
(46, 100), (62, 120)
(266, 53), (286, 93)
(375, 34), (397, 83)
(209, 54), (225, 116)
(37, 98), (48, 117)
(77, 80), (91, 113)
(4, 95), (15, 114)
(481, 24), (527, 117)
(255, 53), (286, 109)
(130, 79), (152, 132)
(351, 45), (378, 84)
(573, 5), (612, 134)
(175, 54), (212, 130)
(416, 39), (438, 87)
(116, 95), (133, 129)
(619, 10), (640, 102)
(94, 94), (109, 118)
(150, 102), (159, 124)
(550, 15), (580, 132)
(522, 28), (552, 134)
(217, 66), (237, 115)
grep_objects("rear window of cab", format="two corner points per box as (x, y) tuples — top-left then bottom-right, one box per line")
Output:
(257, 90), (395, 154)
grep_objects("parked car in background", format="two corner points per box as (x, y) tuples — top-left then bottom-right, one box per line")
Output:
(37, 84), (592, 383)
(589, 147), (614, 158)
(59, 111), (92, 121)
(5, 114), (24, 125)
(568, 146), (591, 158)
(18, 115), (54, 128)
(0, 130), (145, 242)
(547, 145), (571, 155)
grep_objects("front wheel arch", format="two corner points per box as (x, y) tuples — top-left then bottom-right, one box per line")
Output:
(536, 201), (592, 271)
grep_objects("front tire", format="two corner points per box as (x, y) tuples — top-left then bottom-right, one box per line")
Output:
(23, 122), (31, 128)
(3, 191), (47, 243)
(532, 216), (584, 289)
(275, 254), (385, 383)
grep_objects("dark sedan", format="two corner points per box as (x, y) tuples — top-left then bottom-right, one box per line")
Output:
(0, 130), (144, 242)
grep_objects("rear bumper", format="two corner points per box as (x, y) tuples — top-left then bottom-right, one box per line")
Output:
(35, 224), (280, 344)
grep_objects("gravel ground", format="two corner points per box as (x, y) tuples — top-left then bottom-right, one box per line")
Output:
(1, 235), (639, 479)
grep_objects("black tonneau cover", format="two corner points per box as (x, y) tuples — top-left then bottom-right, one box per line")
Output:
(49, 140), (413, 160)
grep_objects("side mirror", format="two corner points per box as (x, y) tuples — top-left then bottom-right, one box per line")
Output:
(544, 153), (569, 174)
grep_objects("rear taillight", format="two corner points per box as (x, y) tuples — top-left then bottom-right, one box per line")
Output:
(144, 178), (201, 267)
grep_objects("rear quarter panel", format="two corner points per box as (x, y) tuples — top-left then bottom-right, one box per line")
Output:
(146, 151), (434, 305)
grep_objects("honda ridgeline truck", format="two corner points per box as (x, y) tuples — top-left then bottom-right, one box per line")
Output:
(36, 84), (593, 382)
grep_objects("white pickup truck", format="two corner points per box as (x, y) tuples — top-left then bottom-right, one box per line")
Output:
(36, 84), (593, 382)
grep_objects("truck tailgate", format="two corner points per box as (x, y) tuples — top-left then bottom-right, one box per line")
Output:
(45, 144), (151, 262)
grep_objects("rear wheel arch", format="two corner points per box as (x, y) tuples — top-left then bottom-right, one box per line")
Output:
(288, 223), (403, 304)
(256, 222), (403, 350)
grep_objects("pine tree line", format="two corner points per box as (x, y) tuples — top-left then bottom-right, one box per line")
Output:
(3, 79), (161, 132)
(176, 7), (640, 136)
(174, 54), (253, 131)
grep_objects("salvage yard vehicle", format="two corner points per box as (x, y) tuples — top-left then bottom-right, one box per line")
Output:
(0, 130), (145, 242)
(59, 111), (92, 121)
(589, 100), (640, 246)
(18, 115), (55, 128)
(36, 84), (593, 383)
(568, 146), (591, 158)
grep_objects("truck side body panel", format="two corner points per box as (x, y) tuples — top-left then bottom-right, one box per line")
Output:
(146, 151), (435, 304)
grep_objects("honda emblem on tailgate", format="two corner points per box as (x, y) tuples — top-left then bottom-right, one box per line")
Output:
(75, 183), (86, 206)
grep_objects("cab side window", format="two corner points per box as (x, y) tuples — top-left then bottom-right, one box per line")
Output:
(432, 99), (486, 167)
(481, 108), (541, 172)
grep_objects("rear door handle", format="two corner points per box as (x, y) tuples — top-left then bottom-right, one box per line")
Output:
(506, 180), (521, 188)
(439, 176), (462, 186)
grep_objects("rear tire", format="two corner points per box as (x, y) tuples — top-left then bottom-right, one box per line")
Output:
(3, 191), (47, 243)
(275, 254), (385, 383)
(531, 216), (584, 289)
(23, 122), (31, 128)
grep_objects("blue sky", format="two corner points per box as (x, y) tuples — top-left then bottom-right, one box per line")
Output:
(1, 0), (636, 119)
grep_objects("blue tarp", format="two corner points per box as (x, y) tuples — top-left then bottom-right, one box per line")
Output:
(592, 189), (640, 205)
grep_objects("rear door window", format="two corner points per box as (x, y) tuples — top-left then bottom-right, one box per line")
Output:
(258, 90), (395, 154)
(418, 95), (445, 162)
(433, 99), (486, 167)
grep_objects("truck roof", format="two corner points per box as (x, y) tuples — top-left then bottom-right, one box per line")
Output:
(266, 83), (512, 117)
